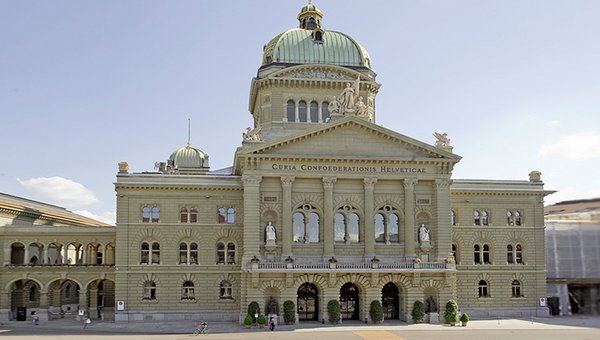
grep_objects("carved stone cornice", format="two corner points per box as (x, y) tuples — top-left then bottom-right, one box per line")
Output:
(363, 177), (378, 190)
(242, 175), (262, 186)
(322, 176), (337, 189)
(280, 176), (295, 187)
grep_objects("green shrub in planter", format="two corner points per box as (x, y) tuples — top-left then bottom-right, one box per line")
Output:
(247, 301), (260, 316)
(444, 299), (458, 324)
(448, 313), (458, 326)
(327, 300), (341, 324)
(243, 314), (253, 327)
(257, 314), (267, 326)
(412, 300), (425, 323)
(283, 300), (296, 324)
(460, 312), (469, 326)
(369, 300), (383, 323)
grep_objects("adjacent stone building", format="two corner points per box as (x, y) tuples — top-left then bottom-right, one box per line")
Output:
(1, 2), (553, 324)
(545, 198), (600, 316)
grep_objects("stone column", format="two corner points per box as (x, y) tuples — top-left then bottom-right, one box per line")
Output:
(88, 289), (98, 318)
(242, 175), (262, 264)
(295, 100), (299, 122)
(318, 102), (323, 122)
(38, 290), (49, 321)
(42, 247), (48, 265)
(0, 292), (10, 322)
(434, 179), (452, 262)
(82, 247), (88, 265)
(24, 247), (29, 264)
(322, 177), (337, 260)
(363, 178), (377, 260)
(403, 178), (417, 259)
(78, 291), (87, 321)
(281, 176), (295, 258)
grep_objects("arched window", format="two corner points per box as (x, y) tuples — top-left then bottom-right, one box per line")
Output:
(507, 210), (522, 226)
(141, 242), (150, 264)
(310, 101), (319, 122)
(322, 101), (330, 121)
(142, 207), (151, 222)
(508, 244), (524, 264)
(151, 242), (160, 264)
(307, 17), (316, 29)
(483, 244), (490, 264)
(218, 208), (226, 223)
(481, 211), (489, 226)
(314, 30), (323, 42)
(474, 243), (490, 264)
(217, 242), (236, 264)
(473, 211), (480, 225)
(287, 100), (296, 122)
(452, 244), (459, 264)
(227, 208), (235, 223)
(180, 208), (188, 223)
(189, 208), (198, 223)
(374, 205), (400, 243)
(293, 204), (320, 243)
(180, 242), (199, 264)
(151, 207), (160, 223)
(143, 281), (156, 300)
(511, 280), (522, 297)
(181, 281), (195, 300)
(219, 280), (233, 299)
(478, 280), (489, 297)
(29, 284), (38, 301)
(298, 101), (307, 122)
(450, 210), (456, 226)
(335, 205), (360, 243)
(10, 242), (25, 265)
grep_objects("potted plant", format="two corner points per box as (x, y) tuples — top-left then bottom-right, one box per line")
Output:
(247, 301), (260, 324)
(257, 314), (267, 328)
(327, 300), (341, 324)
(412, 300), (425, 323)
(449, 313), (458, 326)
(369, 300), (383, 324)
(444, 299), (458, 324)
(243, 314), (253, 328)
(283, 300), (296, 325)
(460, 312), (469, 326)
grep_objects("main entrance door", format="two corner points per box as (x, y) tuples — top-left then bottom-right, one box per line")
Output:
(382, 282), (399, 319)
(297, 283), (319, 321)
(340, 283), (359, 320)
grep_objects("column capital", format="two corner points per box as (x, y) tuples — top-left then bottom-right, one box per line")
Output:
(435, 178), (452, 190)
(281, 176), (296, 187)
(242, 175), (262, 186)
(403, 178), (418, 188)
(363, 177), (378, 189)
(322, 176), (337, 188)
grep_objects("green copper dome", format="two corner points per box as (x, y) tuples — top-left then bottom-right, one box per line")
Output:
(262, 2), (371, 69)
(168, 142), (209, 170)
(262, 29), (372, 69)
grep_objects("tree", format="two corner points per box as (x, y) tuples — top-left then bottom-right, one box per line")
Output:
(369, 300), (383, 323)
(283, 300), (296, 325)
(412, 300), (425, 323)
(247, 301), (260, 316)
(444, 299), (458, 324)
(327, 300), (341, 323)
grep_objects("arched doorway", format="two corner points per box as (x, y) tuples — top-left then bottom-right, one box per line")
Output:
(340, 283), (359, 320)
(297, 283), (319, 321)
(10, 279), (41, 321)
(382, 282), (399, 319)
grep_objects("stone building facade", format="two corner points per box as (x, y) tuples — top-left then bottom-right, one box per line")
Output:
(1, 2), (553, 324)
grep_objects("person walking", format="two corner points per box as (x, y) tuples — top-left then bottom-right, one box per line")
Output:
(269, 316), (275, 331)
(32, 312), (39, 326)
(83, 317), (91, 329)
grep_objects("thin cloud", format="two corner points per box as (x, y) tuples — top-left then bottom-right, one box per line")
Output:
(75, 210), (116, 225)
(539, 132), (600, 160)
(17, 176), (99, 208)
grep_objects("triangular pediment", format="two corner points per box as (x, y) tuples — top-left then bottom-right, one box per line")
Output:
(236, 116), (461, 163)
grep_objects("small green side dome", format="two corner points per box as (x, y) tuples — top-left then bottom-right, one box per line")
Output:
(262, 29), (372, 69)
(168, 142), (209, 170)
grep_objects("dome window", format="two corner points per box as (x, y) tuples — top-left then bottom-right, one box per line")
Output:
(307, 17), (316, 29)
(313, 30), (323, 43)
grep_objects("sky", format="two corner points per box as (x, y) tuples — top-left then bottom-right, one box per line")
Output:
(2, 0), (600, 225)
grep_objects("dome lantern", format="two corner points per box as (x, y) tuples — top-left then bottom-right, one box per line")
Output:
(298, 0), (323, 30)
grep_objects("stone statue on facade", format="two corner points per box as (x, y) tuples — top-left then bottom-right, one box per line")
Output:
(266, 221), (276, 242)
(433, 132), (451, 147)
(328, 96), (340, 115)
(355, 96), (367, 116)
(419, 223), (430, 243)
(338, 82), (356, 111)
(243, 127), (262, 142)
